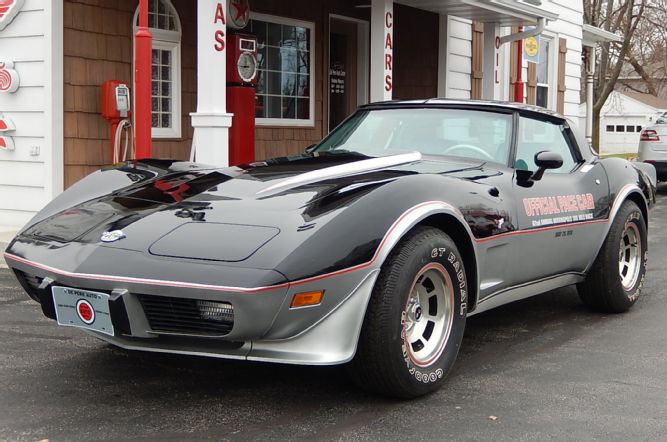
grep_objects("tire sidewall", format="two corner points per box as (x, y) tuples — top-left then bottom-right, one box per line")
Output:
(613, 203), (648, 303)
(388, 232), (467, 395)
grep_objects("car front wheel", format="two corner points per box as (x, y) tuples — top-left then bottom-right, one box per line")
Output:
(349, 226), (467, 399)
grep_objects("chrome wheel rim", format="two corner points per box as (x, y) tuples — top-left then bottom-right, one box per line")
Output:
(619, 222), (641, 290)
(402, 263), (454, 367)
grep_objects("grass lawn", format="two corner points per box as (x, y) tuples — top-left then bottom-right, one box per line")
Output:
(599, 152), (638, 160)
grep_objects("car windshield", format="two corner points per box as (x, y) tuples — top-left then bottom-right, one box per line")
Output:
(314, 108), (513, 164)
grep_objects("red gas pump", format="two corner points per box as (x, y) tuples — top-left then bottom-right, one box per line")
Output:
(101, 80), (133, 163)
(226, 33), (258, 166)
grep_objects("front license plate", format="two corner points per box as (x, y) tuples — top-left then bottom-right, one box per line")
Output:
(52, 287), (114, 336)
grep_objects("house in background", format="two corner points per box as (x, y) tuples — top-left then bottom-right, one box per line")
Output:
(0, 0), (612, 228)
(579, 90), (667, 154)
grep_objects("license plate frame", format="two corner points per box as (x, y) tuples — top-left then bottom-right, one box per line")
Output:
(52, 286), (115, 336)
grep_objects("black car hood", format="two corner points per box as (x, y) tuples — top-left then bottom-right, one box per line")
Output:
(20, 152), (488, 261)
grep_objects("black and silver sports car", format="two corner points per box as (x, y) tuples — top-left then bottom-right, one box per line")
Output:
(4, 100), (657, 398)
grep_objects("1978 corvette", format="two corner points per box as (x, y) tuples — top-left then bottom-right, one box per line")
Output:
(4, 100), (657, 398)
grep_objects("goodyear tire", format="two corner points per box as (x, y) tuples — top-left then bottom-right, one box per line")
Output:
(578, 200), (647, 313)
(349, 226), (467, 399)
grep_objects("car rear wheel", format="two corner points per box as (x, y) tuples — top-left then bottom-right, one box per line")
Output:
(348, 226), (467, 399)
(577, 200), (647, 313)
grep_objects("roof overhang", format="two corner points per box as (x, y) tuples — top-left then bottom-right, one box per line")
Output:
(395, 0), (559, 26)
(582, 24), (623, 47)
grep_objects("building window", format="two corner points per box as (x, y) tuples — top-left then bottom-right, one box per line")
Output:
(133, 0), (182, 139)
(536, 39), (551, 109)
(606, 125), (615, 132)
(249, 13), (315, 127)
(616, 125), (625, 133)
(637, 125), (643, 132)
(626, 125), (635, 133)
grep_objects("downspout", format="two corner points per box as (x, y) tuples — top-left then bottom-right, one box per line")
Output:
(497, 17), (547, 104)
(134, 0), (152, 159)
(585, 46), (595, 145)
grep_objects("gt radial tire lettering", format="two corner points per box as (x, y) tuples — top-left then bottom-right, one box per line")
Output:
(401, 249), (466, 384)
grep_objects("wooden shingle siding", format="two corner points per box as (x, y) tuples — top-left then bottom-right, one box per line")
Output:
(392, 4), (439, 100)
(63, 0), (196, 188)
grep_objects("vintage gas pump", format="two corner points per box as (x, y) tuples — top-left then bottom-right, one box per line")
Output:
(101, 80), (134, 163)
(226, 33), (258, 166)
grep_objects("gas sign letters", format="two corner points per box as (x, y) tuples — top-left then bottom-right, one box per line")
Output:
(0, 61), (19, 93)
(384, 11), (393, 92)
(0, 0), (24, 31)
(213, 2), (226, 52)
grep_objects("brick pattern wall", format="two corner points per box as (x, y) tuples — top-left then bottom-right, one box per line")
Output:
(63, 0), (196, 188)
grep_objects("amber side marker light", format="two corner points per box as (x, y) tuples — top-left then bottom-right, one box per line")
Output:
(290, 291), (325, 309)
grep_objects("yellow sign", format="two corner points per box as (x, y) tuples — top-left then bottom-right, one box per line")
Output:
(524, 36), (539, 58)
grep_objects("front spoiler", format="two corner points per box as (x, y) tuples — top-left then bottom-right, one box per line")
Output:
(88, 269), (378, 365)
(5, 239), (380, 365)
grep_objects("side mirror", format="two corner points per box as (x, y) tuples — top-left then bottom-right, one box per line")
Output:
(305, 144), (317, 154)
(532, 151), (563, 181)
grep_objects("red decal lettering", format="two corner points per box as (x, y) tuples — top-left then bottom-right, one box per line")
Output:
(385, 11), (393, 28)
(385, 75), (392, 91)
(524, 199), (533, 217)
(385, 53), (393, 70)
(385, 32), (393, 50)
(214, 30), (225, 51)
(214, 3), (226, 24)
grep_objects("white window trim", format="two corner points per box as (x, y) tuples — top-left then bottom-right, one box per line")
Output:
(539, 32), (558, 111)
(251, 12), (316, 128)
(132, 1), (182, 139)
(151, 40), (182, 139)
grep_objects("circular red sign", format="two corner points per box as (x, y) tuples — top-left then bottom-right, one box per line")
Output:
(76, 299), (95, 324)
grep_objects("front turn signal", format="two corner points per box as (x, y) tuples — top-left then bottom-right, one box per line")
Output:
(290, 290), (324, 309)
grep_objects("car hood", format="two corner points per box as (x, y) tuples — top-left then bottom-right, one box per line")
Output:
(18, 152), (487, 263)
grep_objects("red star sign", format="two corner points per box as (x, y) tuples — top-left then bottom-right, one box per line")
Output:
(231, 0), (248, 22)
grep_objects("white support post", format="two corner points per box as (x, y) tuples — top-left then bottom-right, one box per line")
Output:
(585, 46), (596, 144)
(190, 0), (233, 166)
(482, 22), (499, 100)
(370, 0), (393, 102)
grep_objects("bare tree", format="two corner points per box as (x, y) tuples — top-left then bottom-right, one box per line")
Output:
(584, 0), (646, 151)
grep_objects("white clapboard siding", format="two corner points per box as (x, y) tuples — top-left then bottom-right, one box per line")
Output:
(446, 16), (472, 99)
(0, 161), (45, 187)
(0, 0), (62, 228)
(543, 0), (584, 120)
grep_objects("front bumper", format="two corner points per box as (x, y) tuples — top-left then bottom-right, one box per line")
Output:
(5, 237), (379, 365)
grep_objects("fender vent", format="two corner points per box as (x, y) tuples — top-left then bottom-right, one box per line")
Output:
(138, 294), (234, 337)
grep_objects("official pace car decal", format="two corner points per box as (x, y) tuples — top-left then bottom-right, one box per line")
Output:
(523, 193), (596, 227)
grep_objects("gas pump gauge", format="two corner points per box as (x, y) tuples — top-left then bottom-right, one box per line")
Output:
(237, 52), (257, 83)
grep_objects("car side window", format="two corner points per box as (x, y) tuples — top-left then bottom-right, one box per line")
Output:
(515, 117), (577, 173)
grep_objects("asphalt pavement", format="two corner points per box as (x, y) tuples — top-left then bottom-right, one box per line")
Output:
(2, 186), (667, 441)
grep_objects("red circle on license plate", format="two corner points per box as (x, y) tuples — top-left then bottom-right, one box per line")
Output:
(76, 299), (95, 324)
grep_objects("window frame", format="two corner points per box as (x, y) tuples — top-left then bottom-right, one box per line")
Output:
(250, 12), (316, 128)
(511, 112), (582, 174)
(532, 32), (558, 111)
(132, 0), (182, 139)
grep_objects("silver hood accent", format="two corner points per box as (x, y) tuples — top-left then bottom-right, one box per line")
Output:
(255, 152), (422, 197)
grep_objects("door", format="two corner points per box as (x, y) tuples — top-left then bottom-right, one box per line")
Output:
(329, 18), (358, 131)
(510, 114), (610, 284)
